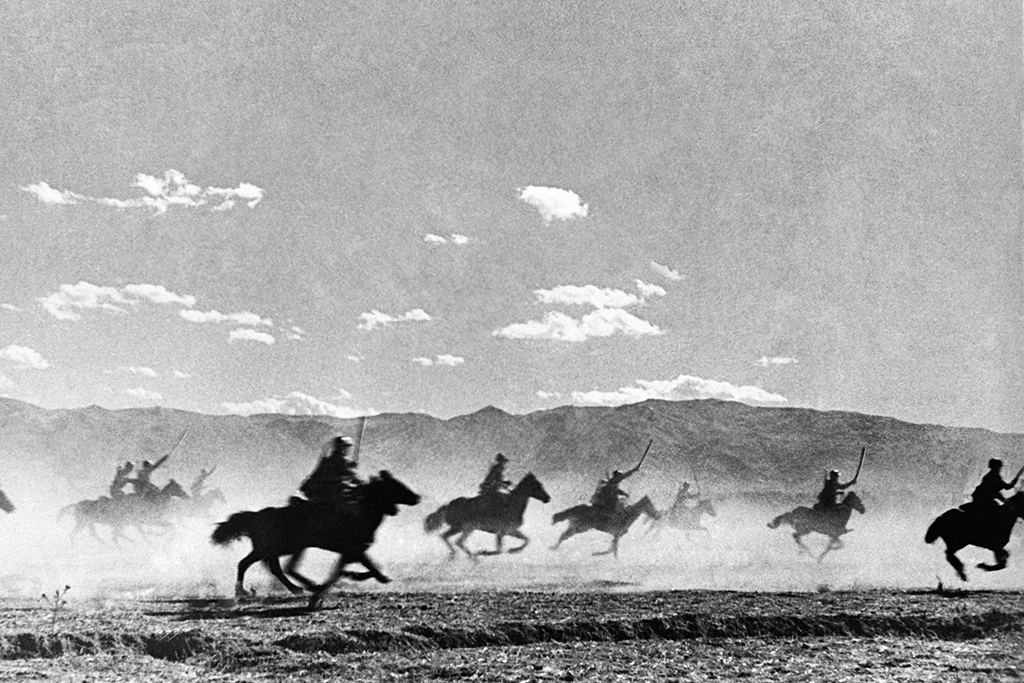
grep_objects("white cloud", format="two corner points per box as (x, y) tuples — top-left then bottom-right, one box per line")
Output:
(123, 284), (196, 307)
(346, 355), (363, 363)
(120, 365), (158, 377)
(228, 329), (275, 345)
(21, 181), (78, 205)
(39, 281), (195, 321)
(571, 374), (788, 407)
(1, 304), (21, 312)
(23, 170), (264, 216)
(651, 261), (684, 281)
(636, 279), (667, 298)
(424, 233), (447, 244)
(125, 387), (162, 402)
(450, 234), (470, 245)
(424, 233), (470, 246)
(534, 285), (641, 309)
(518, 186), (589, 224)
(0, 345), (49, 370)
(414, 354), (465, 367)
(536, 390), (561, 400)
(173, 370), (191, 379)
(494, 309), (662, 342)
(180, 309), (273, 326)
(357, 308), (432, 331)
(754, 356), (799, 367)
(219, 391), (374, 419)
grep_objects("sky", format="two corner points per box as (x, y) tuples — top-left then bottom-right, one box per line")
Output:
(1, 1), (1021, 432)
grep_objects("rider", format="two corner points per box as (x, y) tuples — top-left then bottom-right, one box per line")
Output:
(129, 453), (170, 497)
(969, 458), (1020, 512)
(591, 462), (641, 518)
(299, 435), (363, 510)
(813, 469), (857, 513)
(673, 481), (699, 509)
(479, 453), (512, 499)
(109, 461), (134, 498)
(190, 466), (216, 498)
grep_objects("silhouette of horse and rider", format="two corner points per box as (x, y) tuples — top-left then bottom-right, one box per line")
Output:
(768, 448), (867, 561)
(648, 482), (717, 536)
(423, 452), (551, 560)
(212, 433), (420, 608)
(551, 440), (660, 557)
(926, 458), (1024, 581)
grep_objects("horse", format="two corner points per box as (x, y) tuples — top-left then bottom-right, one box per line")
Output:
(925, 490), (1024, 581)
(171, 487), (227, 521)
(423, 472), (551, 560)
(551, 495), (660, 558)
(648, 497), (717, 536)
(767, 490), (866, 561)
(58, 479), (189, 545)
(211, 470), (419, 608)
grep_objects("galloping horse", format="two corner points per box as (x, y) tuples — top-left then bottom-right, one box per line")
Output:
(926, 490), (1024, 581)
(172, 487), (227, 521)
(649, 497), (717, 536)
(59, 479), (189, 545)
(551, 495), (660, 558)
(423, 472), (551, 560)
(767, 491), (866, 561)
(212, 470), (420, 608)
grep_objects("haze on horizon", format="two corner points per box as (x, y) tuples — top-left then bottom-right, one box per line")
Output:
(1, 1), (1021, 433)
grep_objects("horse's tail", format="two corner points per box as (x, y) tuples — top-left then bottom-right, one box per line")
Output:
(553, 504), (587, 525)
(211, 511), (256, 546)
(925, 515), (946, 544)
(767, 511), (789, 529)
(423, 504), (449, 533)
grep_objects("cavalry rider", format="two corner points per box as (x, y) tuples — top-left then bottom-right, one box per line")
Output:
(479, 453), (512, 500)
(591, 462), (642, 518)
(190, 466), (216, 498)
(109, 461), (134, 498)
(673, 481), (699, 509)
(299, 435), (363, 510)
(813, 469), (857, 514)
(129, 453), (170, 497)
(969, 458), (1020, 513)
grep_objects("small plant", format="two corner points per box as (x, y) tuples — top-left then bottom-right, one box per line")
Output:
(40, 585), (71, 631)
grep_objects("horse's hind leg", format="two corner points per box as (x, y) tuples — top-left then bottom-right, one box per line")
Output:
(594, 536), (619, 558)
(263, 556), (304, 595)
(817, 538), (843, 563)
(507, 530), (529, 554)
(455, 530), (478, 562)
(551, 525), (580, 551)
(477, 533), (505, 556)
(440, 527), (460, 560)
(792, 532), (811, 555)
(284, 550), (319, 592)
(235, 551), (261, 598)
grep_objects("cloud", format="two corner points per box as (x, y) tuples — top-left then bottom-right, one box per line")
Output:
(180, 309), (272, 326)
(424, 233), (447, 244)
(0, 345), (49, 370)
(357, 308), (432, 331)
(571, 374), (788, 407)
(125, 387), (162, 402)
(754, 356), (799, 367)
(424, 233), (470, 246)
(534, 285), (641, 309)
(346, 355), (363, 363)
(1, 304), (21, 312)
(219, 391), (374, 419)
(450, 234), (470, 245)
(651, 261), (684, 281)
(39, 281), (194, 321)
(536, 390), (561, 400)
(119, 365), (158, 377)
(123, 284), (197, 307)
(173, 370), (191, 379)
(518, 186), (589, 224)
(493, 309), (662, 342)
(228, 329), (275, 345)
(23, 170), (264, 216)
(413, 354), (465, 367)
(288, 326), (305, 341)
(636, 280), (667, 298)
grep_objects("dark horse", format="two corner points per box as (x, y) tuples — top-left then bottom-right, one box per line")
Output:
(423, 472), (550, 560)
(58, 479), (189, 545)
(648, 497), (717, 536)
(211, 470), (419, 608)
(551, 495), (660, 558)
(767, 491), (866, 561)
(925, 491), (1024, 581)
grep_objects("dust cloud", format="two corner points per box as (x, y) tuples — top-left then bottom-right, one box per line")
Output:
(1, 464), (1021, 603)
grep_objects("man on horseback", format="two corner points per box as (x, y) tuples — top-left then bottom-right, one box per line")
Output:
(110, 461), (134, 498)
(673, 481), (699, 509)
(813, 469), (857, 514)
(129, 453), (170, 497)
(299, 436), (364, 511)
(479, 453), (512, 500)
(591, 463), (641, 519)
(970, 459), (1020, 510)
(190, 466), (216, 498)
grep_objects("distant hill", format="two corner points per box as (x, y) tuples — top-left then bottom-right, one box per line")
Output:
(0, 397), (1019, 509)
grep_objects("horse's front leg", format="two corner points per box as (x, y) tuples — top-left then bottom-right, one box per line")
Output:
(978, 548), (1010, 573)
(507, 529), (529, 554)
(284, 550), (319, 592)
(552, 525), (580, 551)
(263, 556), (304, 595)
(440, 527), (460, 560)
(455, 530), (479, 562)
(817, 537), (843, 563)
(478, 533), (505, 556)
(792, 532), (811, 555)
(594, 535), (619, 557)
(946, 549), (968, 581)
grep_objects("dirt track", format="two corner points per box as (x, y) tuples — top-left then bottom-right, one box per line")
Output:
(3, 588), (1024, 681)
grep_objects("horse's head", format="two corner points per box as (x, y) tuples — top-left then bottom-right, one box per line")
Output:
(206, 488), (227, 504)
(162, 479), (189, 499)
(842, 490), (866, 514)
(368, 470), (421, 515)
(516, 472), (551, 504)
(0, 488), (13, 514)
(698, 498), (717, 517)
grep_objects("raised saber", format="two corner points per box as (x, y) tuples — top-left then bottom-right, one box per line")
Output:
(165, 428), (189, 458)
(353, 415), (368, 464)
(850, 446), (866, 484)
(634, 439), (654, 471)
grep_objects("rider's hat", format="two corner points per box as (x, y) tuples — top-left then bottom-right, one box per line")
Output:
(142, 460), (153, 468)
(333, 436), (354, 449)
(829, 469), (839, 478)
(495, 453), (508, 462)
(989, 458), (1003, 469)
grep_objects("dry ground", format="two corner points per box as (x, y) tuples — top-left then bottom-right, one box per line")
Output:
(2, 588), (1023, 682)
